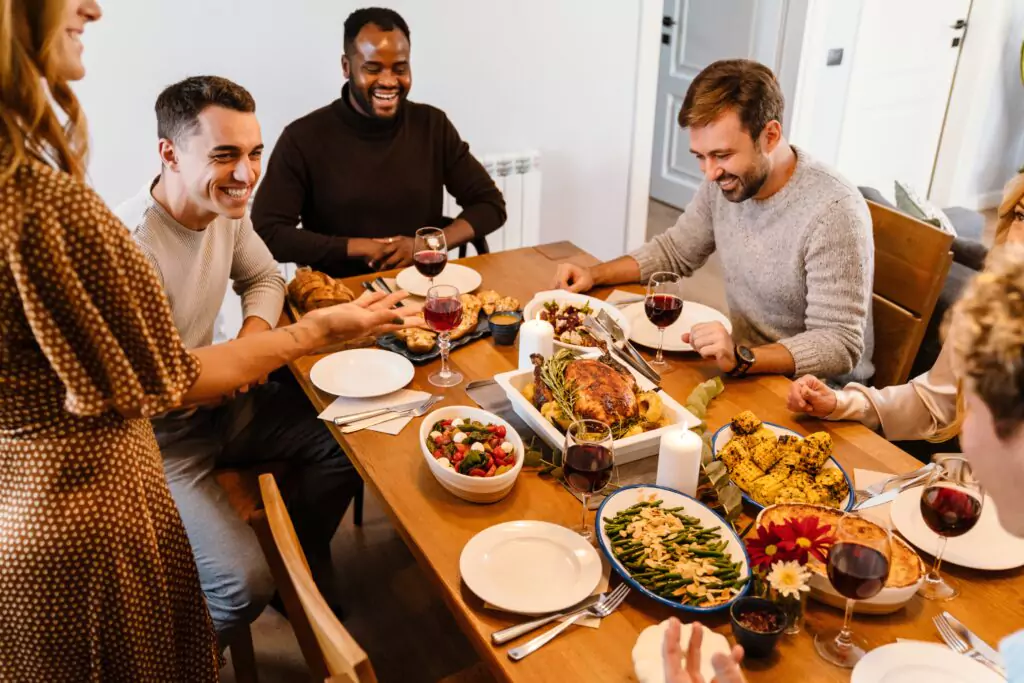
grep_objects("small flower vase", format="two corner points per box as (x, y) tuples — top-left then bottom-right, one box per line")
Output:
(770, 588), (805, 636)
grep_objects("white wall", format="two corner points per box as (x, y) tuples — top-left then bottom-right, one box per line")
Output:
(787, 0), (864, 165)
(76, 0), (649, 261)
(931, 0), (1024, 209)
(789, 0), (1023, 210)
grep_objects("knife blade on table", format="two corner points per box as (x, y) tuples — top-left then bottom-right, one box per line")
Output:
(942, 611), (1007, 671)
(332, 398), (431, 426)
(853, 470), (934, 510)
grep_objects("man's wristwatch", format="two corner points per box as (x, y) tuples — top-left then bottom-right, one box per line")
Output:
(728, 345), (755, 378)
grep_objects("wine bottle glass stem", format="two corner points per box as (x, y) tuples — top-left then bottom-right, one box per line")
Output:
(928, 536), (949, 581)
(835, 599), (855, 650)
(439, 332), (452, 379)
(656, 329), (665, 364)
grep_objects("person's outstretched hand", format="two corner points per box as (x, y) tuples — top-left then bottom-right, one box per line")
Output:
(663, 619), (746, 683)
(303, 290), (424, 343)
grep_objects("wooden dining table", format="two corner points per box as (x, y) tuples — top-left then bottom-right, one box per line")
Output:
(288, 242), (1024, 682)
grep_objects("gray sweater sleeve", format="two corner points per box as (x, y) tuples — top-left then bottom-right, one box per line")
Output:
(630, 182), (716, 281)
(231, 215), (286, 327)
(778, 196), (873, 378)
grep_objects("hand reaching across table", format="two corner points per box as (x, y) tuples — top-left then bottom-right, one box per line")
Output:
(663, 619), (746, 683)
(787, 375), (838, 418)
(303, 289), (424, 342)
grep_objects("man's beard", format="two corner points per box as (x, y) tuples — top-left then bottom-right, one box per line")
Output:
(350, 83), (406, 120)
(718, 157), (770, 203)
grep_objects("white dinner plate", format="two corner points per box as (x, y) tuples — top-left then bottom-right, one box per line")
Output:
(459, 520), (603, 615)
(711, 422), (855, 512)
(309, 348), (415, 398)
(621, 300), (731, 352)
(852, 642), (1003, 683)
(891, 486), (1024, 570)
(395, 262), (482, 297)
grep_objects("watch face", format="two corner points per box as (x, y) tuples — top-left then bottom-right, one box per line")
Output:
(737, 346), (755, 363)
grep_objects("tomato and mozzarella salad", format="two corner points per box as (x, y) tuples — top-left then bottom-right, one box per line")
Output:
(426, 418), (517, 477)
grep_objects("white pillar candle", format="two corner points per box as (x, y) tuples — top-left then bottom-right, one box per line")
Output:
(656, 427), (703, 497)
(518, 318), (554, 370)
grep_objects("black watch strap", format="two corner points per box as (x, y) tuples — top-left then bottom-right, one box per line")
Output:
(728, 345), (754, 378)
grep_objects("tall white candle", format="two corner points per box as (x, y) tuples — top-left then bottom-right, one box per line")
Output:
(518, 318), (554, 370)
(656, 427), (702, 496)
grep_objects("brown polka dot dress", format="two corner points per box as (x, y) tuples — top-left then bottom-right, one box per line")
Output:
(0, 146), (219, 682)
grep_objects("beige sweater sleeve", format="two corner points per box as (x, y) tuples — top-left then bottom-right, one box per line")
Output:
(826, 339), (959, 441)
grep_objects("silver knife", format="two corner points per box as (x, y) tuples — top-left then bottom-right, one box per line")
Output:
(490, 592), (605, 645)
(942, 611), (1007, 671)
(854, 470), (933, 510)
(332, 398), (429, 426)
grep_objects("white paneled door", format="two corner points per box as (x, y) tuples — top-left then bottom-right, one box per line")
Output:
(835, 0), (971, 200)
(650, 0), (793, 210)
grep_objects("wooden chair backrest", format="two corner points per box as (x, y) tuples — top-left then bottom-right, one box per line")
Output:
(258, 474), (377, 683)
(868, 200), (954, 388)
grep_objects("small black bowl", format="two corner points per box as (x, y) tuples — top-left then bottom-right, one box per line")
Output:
(488, 311), (523, 346)
(729, 596), (786, 658)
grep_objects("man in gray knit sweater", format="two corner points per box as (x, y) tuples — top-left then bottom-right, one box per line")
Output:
(556, 60), (874, 384)
(117, 77), (358, 642)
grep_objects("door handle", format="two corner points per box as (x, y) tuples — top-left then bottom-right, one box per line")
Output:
(950, 19), (967, 29)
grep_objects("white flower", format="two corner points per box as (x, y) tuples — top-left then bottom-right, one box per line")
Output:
(766, 560), (811, 599)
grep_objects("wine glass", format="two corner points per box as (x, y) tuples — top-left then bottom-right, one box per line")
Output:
(645, 271), (683, 366)
(563, 419), (615, 543)
(814, 512), (892, 668)
(413, 227), (448, 288)
(424, 284), (463, 388)
(917, 456), (983, 600)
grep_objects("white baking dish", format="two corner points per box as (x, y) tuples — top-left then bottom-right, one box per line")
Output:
(493, 358), (700, 466)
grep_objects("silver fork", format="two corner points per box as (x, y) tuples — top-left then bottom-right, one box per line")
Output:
(339, 395), (443, 433)
(934, 614), (1007, 678)
(507, 584), (630, 661)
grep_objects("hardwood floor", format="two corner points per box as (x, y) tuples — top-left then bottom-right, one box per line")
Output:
(220, 487), (495, 683)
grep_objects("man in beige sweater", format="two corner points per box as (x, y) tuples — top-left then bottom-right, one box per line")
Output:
(117, 76), (358, 642)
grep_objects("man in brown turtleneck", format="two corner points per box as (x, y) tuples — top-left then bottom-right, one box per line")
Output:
(252, 7), (506, 279)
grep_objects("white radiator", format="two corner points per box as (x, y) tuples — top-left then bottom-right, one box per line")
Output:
(215, 151), (541, 342)
(446, 149), (542, 255)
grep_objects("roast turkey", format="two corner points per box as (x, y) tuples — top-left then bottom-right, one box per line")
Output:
(564, 359), (639, 425)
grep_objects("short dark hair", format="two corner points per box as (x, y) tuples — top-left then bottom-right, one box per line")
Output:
(343, 7), (410, 55)
(679, 59), (784, 140)
(155, 76), (256, 142)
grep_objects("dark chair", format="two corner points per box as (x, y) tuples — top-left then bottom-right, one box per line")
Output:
(457, 236), (491, 259)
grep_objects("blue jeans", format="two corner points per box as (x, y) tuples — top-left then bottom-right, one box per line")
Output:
(153, 370), (357, 640)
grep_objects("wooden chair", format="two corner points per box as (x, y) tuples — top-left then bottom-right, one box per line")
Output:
(257, 474), (376, 682)
(868, 200), (954, 388)
(214, 467), (279, 683)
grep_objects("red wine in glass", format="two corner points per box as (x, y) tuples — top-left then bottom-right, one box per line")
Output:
(644, 293), (684, 328)
(564, 444), (614, 494)
(827, 542), (890, 600)
(920, 485), (983, 537)
(424, 297), (463, 332)
(414, 250), (448, 279)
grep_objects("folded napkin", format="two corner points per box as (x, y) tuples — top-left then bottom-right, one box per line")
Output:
(485, 555), (613, 629)
(318, 389), (431, 435)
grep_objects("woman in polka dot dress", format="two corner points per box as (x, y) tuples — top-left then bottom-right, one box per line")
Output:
(0, 2), (421, 679)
